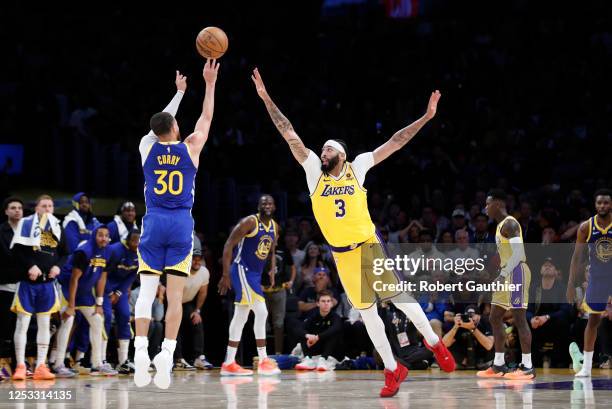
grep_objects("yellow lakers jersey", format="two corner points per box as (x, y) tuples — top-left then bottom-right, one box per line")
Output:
(495, 215), (525, 267)
(311, 163), (375, 247)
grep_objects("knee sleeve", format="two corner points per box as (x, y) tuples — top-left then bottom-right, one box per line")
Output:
(36, 314), (50, 345)
(252, 301), (268, 340)
(14, 314), (31, 338)
(228, 305), (250, 342)
(358, 305), (388, 350)
(135, 274), (160, 319)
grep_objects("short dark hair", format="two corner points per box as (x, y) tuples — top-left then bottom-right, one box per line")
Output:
(332, 139), (348, 157)
(3, 197), (23, 210)
(419, 229), (434, 239)
(474, 213), (488, 221)
(594, 188), (611, 200)
(150, 112), (175, 136)
(126, 230), (141, 241)
(316, 289), (333, 301)
(487, 189), (507, 202)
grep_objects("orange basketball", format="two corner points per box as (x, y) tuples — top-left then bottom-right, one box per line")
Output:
(196, 27), (228, 59)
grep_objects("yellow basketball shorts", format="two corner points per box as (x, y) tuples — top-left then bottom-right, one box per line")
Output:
(491, 262), (531, 310)
(331, 233), (402, 310)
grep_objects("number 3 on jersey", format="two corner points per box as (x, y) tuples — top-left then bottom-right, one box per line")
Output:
(154, 170), (183, 195)
(335, 199), (346, 218)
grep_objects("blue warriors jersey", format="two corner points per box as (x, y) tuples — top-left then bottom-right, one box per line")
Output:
(143, 142), (196, 210)
(106, 241), (138, 292)
(587, 216), (611, 280)
(233, 215), (277, 274)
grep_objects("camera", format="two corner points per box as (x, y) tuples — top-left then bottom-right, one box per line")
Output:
(461, 313), (471, 323)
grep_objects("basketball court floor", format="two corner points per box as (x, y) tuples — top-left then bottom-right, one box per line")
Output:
(0, 369), (610, 408)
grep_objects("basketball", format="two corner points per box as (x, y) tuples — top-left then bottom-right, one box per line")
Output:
(196, 26), (228, 59)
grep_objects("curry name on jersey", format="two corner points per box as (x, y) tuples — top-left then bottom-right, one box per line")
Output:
(143, 142), (197, 210)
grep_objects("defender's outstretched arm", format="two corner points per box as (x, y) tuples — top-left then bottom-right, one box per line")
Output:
(251, 68), (310, 164)
(372, 90), (441, 165)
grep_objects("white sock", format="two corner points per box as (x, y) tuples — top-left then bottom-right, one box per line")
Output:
(583, 351), (593, 370)
(359, 305), (397, 372)
(393, 302), (440, 346)
(76, 350), (85, 361)
(225, 346), (237, 364)
(161, 338), (177, 356)
(118, 340), (130, 363)
(257, 346), (267, 360)
(494, 352), (505, 366)
(36, 314), (51, 367)
(134, 336), (148, 351)
(252, 301), (268, 340)
(521, 353), (532, 369)
(49, 349), (57, 366)
(84, 311), (103, 368)
(101, 339), (108, 363)
(14, 314), (31, 365)
(55, 315), (74, 369)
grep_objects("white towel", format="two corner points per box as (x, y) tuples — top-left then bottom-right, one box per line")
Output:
(11, 213), (62, 249)
(62, 209), (89, 233)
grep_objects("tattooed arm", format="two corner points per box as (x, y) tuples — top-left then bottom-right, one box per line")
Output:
(251, 68), (310, 164)
(372, 90), (441, 165)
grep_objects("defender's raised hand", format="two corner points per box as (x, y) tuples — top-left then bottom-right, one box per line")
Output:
(424, 90), (441, 120)
(251, 68), (268, 99)
(175, 70), (187, 92)
(203, 59), (220, 85)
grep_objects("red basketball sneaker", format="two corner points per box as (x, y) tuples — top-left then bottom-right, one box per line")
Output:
(424, 339), (456, 372)
(380, 362), (408, 398)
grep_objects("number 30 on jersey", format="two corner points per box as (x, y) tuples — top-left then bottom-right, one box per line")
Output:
(154, 170), (183, 195)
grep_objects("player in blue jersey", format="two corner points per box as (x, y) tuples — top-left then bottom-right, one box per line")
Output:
(134, 59), (219, 389)
(568, 189), (611, 377)
(54, 225), (116, 377)
(104, 230), (139, 374)
(218, 195), (281, 376)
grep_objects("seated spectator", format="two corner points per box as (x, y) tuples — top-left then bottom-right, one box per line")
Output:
(417, 270), (449, 338)
(446, 229), (480, 262)
(450, 209), (470, 237)
(294, 290), (343, 371)
(438, 230), (454, 246)
(389, 219), (424, 244)
(527, 257), (571, 368)
(442, 305), (494, 369)
(406, 229), (445, 277)
(296, 242), (328, 293)
(297, 267), (340, 318)
(174, 246), (212, 371)
(380, 302), (434, 370)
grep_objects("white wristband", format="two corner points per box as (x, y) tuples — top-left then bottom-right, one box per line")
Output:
(96, 297), (104, 306)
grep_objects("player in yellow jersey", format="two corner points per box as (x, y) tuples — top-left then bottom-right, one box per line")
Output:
(251, 68), (455, 398)
(477, 189), (534, 380)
